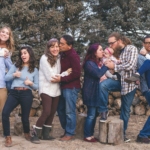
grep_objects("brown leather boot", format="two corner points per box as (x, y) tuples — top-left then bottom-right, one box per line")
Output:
(5, 136), (12, 147)
(24, 133), (31, 141)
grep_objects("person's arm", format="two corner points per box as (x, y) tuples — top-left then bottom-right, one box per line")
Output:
(4, 56), (13, 70)
(115, 46), (138, 72)
(40, 55), (57, 82)
(5, 65), (16, 81)
(30, 68), (39, 90)
(84, 61), (108, 79)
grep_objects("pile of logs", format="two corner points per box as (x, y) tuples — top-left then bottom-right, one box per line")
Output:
(10, 88), (149, 117)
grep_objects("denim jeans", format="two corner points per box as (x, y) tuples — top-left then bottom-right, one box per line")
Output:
(99, 79), (121, 112)
(138, 59), (150, 88)
(2, 89), (33, 136)
(138, 90), (150, 137)
(84, 106), (99, 138)
(99, 79), (136, 134)
(57, 88), (80, 136)
(120, 89), (136, 135)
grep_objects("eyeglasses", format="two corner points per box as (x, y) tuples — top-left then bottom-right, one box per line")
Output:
(144, 42), (150, 45)
(108, 41), (117, 45)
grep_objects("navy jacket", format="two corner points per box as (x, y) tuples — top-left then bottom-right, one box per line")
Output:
(82, 61), (108, 106)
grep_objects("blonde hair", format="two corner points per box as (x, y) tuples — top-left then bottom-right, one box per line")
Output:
(0, 26), (15, 52)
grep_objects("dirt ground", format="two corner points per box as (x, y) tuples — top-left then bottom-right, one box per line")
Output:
(0, 115), (150, 150)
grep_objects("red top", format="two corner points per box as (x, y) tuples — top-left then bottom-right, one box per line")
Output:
(60, 48), (81, 89)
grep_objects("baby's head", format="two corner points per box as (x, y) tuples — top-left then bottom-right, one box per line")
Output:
(104, 47), (114, 58)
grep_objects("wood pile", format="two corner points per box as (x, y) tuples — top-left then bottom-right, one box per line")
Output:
(10, 88), (149, 118)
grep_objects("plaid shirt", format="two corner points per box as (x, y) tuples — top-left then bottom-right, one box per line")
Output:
(114, 45), (138, 95)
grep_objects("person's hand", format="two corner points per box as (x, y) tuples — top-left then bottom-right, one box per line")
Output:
(135, 80), (140, 85)
(24, 77), (33, 86)
(4, 50), (9, 58)
(105, 60), (115, 69)
(140, 48), (147, 56)
(51, 75), (61, 83)
(67, 68), (72, 75)
(13, 69), (21, 78)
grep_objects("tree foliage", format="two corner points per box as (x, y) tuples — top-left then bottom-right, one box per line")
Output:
(0, 0), (150, 62)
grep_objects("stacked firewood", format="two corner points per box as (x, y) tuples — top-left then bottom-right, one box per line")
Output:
(10, 87), (149, 117)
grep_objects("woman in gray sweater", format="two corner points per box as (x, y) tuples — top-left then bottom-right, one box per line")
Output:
(2, 46), (39, 147)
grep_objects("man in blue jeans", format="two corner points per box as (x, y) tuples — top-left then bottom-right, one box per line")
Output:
(51, 35), (81, 141)
(136, 35), (150, 143)
(100, 32), (138, 142)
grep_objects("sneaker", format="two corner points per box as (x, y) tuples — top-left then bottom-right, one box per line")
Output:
(124, 73), (140, 83)
(100, 111), (109, 122)
(137, 136), (150, 143)
(124, 137), (131, 143)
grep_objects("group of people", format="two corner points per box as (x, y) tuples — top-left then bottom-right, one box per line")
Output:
(0, 25), (150, 148)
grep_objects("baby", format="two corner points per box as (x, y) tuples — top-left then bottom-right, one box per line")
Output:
(100, 47), (120, 82)
(0, 47), (11, 58)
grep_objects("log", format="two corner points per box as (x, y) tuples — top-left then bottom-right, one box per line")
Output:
(99, 117), (124, 145)
(139, 96), (147, 103)
(134, 104), (146, 115)
(108, 97), (114, 106)
(130, 105), (134, 115)
(76, 98), (83, 108)
(75, 113), (87, 138)
(108, 118), (124, 145)
(32, 90), (39, 98)
(29, 108), (36, 117)
(14, 114), (23, 136)
(114, 98), (121, 110)
(32, 98), (41, 109)
(132, 96), (140, 106)
(36, 109), (42, 117)
(111, 92), (121, 98)
(99, 120), (110, 143)
(136, 89), (142, 97)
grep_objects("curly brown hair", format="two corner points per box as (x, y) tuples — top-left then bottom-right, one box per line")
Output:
(45, 38), (59, 67)
(15, 46), (36, 73)
(0, 25), (15, 52)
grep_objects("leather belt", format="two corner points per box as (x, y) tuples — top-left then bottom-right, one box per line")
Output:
(14, 87), (28, 90)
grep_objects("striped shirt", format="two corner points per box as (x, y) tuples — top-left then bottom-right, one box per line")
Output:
(114, 45), (138, 95)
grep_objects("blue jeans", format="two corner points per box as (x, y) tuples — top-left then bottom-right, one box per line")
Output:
(138, 90), (150, 137)
(84, 106), (99, 138)
(138, 60), (150, 88)
(57, 88), (80, 136)
(99, 79), (121, 112)
(2, 89), (33, 136)
(99, 79), (136, 134)
(120, 89), (136, 135)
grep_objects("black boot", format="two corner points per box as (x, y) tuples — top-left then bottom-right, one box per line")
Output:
(42, 125), (55, 140)
(31, 126), (42, 144)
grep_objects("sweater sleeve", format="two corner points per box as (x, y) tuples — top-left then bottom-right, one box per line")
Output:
(5, 65), (16, 81)
(30, 68), (39, 90)
(61, 53), (81, 83)
(40, 55), (57, 82)
(84, 61), (108, 79)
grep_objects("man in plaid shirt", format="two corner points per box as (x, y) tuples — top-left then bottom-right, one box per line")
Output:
(99, 32), (138, 142)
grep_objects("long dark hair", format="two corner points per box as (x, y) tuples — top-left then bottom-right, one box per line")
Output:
(15, 46), (36, 73)
(83, 43), (100, 67)
(45, 38), (59, 67)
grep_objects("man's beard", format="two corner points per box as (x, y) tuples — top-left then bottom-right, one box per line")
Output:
(113, 45), (122, 59)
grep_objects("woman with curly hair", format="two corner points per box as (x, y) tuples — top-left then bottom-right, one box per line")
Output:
(2, 46), (39, 147)
(0, 25), (14, 114)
